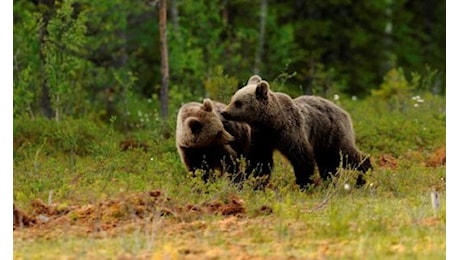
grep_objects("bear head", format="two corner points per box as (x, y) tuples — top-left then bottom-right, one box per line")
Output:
(221, 75), (271, 124)
(176, 98), (235, 148)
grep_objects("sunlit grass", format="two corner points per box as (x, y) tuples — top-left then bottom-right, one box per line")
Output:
(13, 94), (446, 259)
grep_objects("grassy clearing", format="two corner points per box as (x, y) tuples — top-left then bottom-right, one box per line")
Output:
(13, 94), (445, 259)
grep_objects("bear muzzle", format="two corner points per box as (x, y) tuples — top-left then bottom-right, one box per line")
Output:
(220, 111), (232, 120)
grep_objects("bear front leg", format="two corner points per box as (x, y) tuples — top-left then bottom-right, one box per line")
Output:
(315, 149), (341, 181)
(326, 149), (372, 187)
(244, 142), (274, 185)
(221, 144), (241, 181)
(245, 152), (274, 188)
(349, 152), (372, 187)
(281, 141), (316, 190)
(242, 130), (274, 188)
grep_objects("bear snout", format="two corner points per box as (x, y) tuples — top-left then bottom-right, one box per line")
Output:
(220, 111), (231, 120)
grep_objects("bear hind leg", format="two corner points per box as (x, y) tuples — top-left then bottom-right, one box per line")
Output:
(316, 149), (371, 187)
(315, 149), (341, 181)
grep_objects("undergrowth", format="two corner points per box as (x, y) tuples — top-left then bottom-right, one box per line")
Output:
(13, 93), (446, 259)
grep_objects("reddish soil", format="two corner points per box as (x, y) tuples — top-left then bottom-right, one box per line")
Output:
(119, 139), (150, 152)
(13, 190), (262, 239)
(426, 146), (446, 167)
(378, 145), (446, 169)
(378, 154), (399, 169)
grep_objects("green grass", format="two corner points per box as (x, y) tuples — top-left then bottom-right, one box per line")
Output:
(13, 93), (446, 259)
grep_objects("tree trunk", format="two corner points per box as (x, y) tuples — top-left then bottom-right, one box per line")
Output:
(118, 28), (128, 130)
(383, 0), (393, 73)
(254, 0), (267, 75)
(38, 0), (54, 119)
(169, 0), (179, 30)
(159, 0), (169, 119)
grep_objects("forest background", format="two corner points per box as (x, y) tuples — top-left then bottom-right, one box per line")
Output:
(13, 0), (445, 125)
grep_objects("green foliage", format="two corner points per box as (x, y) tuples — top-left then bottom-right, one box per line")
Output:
(43, 0), (90, 121)
(340, 93), (445, 158)
(13, 0), (445, 121)
(263, 11), (298, 79)
(203, 66), (239, 102)
(14, 117), (108, 158)
(372, 68), (411, 102)
(14, 64), (36, 118)
(13, 3), (42, 118)
(168, 0), (226, 96)
(410, 66), (445, 94)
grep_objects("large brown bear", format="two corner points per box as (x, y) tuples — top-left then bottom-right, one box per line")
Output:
(221, 75), (372, 189)
(176, 98), (251, 182)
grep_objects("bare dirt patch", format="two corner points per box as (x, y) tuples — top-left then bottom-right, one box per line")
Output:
(378, 154), (398, 169)
(13, 190), (264, 240)
(426, 146), (446, 168)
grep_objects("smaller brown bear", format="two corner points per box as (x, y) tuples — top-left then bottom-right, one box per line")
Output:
(176, 98), (251, 182)
(221, 75), (372, 189)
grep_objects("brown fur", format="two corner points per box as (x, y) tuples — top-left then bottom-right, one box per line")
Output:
(176, 98), (251, 182)
(221, 75), (372, 188)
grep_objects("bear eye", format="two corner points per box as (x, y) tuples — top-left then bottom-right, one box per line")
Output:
(234, 100), (242, 108)
(189, 120), (202, 134)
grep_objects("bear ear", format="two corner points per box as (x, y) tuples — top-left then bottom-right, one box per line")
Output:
(247, 75), (262, 85)
(202, 98), (213, 112)
(187, 118), (202, 134)
(255, 81), (269, 100)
